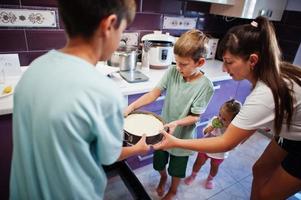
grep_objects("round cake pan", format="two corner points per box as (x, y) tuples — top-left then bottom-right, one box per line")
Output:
(123, 111), (165, 145)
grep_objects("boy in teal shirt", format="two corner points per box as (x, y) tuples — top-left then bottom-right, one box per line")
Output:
(125, 29), (214, 200)
(10, 1), (150, 199)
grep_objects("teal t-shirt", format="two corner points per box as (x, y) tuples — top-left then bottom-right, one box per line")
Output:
(157, 66), (214, 156)
(10, 50), (124, 200)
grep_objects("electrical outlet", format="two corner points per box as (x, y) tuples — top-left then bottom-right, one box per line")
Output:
(121, 32), (139, 46)
(163, 16), (197, 30)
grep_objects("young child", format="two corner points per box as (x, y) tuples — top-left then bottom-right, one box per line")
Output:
(124, 29), (214, 200)
(184, 99), (241, 189)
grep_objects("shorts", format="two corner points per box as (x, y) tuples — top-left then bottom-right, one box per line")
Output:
(198, 152), (224, 165)
(153, 150), (189, 178)
(275, 136), (301, 179)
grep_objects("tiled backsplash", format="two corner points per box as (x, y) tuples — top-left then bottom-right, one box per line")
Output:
(0, 0), (300, 66)
(0, 8), (57, 28)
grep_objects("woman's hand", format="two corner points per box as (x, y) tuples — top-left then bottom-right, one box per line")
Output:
(153, 130), (178, 151)
(163, 121), (178, 135)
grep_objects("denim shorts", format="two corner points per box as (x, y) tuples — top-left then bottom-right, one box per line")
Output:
(275, 136), (301, 179)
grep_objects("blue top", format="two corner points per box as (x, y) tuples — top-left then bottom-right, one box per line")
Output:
(157, 66), (214, 156)
(10, 50), (124, 200)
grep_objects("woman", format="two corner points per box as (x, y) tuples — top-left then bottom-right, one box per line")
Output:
(154, 16), (301, 200)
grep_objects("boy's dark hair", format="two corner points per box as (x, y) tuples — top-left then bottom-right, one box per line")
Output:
(57, 0), (136, 38)
(223, 99), (241, 120)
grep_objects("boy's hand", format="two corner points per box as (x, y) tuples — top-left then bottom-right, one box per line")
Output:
(163, 121), (178, 135)
(124, 105), (134, 117)
(134, 134), (150, 154)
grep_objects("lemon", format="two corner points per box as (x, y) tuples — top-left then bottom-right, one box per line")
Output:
(3, 86), (12, 94)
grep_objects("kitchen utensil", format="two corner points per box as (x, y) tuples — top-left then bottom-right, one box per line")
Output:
(141, 41), (152, 72)
(123, 111), (165, 145)
(206, 38), (219, 60)
(119, 71), (149, 83)
(108, 46), (140, 71)
(108, 45), (148, 83)
(141, 31), (175, 69)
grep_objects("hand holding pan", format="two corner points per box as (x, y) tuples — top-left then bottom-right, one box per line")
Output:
(123, 111), (165, 145)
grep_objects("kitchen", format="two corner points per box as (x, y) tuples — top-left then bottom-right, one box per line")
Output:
(1, 0), (301, 199)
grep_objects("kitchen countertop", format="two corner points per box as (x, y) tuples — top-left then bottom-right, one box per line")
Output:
(99, 59), (230, 96)
(0, 59), (230, 116)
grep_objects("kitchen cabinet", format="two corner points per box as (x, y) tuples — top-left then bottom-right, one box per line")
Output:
(235, 79), (252, 104)
(127, 92), (165, 116)
(0, 114), (13, 200)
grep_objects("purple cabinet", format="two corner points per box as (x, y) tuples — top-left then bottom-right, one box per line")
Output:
(126, 149), (155, 170)
(235, 79), (252, 104)
(0, 114), (13, 200)
(127, 93), (165, 115)
(196, 125), (206, 138)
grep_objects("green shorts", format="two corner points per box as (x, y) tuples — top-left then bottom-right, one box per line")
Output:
(153, 150), (189, 178)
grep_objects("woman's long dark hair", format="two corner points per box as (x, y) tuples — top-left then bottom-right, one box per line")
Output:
(219, 16), (301, 136)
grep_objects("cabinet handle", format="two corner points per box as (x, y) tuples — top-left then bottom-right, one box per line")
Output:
(156, 95), (165, 101)
(213, 85), (221, 90)
(138, 154), (153, 161)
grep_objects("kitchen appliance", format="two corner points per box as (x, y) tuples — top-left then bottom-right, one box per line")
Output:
(119, 70), (149, 83)
(141, 31), (175, 69)
(210, 0), (288, 21)
(141, 41), (152, 72)
(123, 111), (165, 145)
(108, 46), (149, 83)
(206, 38), (219, 60)
(108, 46), (138, 71)
(185, 0), (287, 21)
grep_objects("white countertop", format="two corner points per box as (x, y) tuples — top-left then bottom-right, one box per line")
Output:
(96, 59), (230, 96)
(0, 59), (230, 116)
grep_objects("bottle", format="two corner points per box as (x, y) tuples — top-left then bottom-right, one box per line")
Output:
(141, 50), (150, 73)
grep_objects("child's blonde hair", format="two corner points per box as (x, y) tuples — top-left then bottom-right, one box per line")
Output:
(174, 29), (209, 62)
(222, 99), (241, 120)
